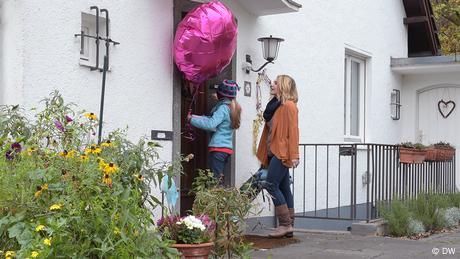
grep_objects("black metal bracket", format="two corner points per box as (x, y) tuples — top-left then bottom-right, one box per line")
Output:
(74, 6), (119, 72)
(90, 6), (99, 71)
(74, 7), (119, 143)
(243, 54), (274, 74)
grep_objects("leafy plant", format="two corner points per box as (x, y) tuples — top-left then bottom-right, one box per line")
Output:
(432, 0), (460, 55)
(408, 218), (425, 235)
(380, 200), (412, 236)
(192, 171), (258, 259)
(399, 142), (426, 150)
(440, 207), (460, 228)
(434, 141), (454, 149)
(0, 91), (179, 258)
(380, 193), (460, 237)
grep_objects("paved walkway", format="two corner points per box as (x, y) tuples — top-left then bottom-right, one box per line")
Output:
(251, 229), (460, 259)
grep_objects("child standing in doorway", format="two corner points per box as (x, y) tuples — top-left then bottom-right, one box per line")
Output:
(188, 79), (242, 183)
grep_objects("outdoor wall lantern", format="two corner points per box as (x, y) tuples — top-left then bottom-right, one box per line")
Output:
(243, 35), (284, 74)
(391, 89), (401, 120)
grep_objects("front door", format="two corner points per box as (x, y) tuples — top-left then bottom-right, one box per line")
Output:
(417, 85), (460, 188)
(173, 0), (236, 216)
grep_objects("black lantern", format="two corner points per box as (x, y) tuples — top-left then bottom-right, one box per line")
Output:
(243, 35), (284, 73)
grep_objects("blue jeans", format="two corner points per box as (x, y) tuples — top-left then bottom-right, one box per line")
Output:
(208, 151), (230, 181)
(266, 156), (293, 208)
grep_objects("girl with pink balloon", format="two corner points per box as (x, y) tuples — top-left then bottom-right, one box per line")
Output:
(187, 80), (241, 184)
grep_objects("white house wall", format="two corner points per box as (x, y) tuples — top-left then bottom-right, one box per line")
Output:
(0, 0), (24, 105)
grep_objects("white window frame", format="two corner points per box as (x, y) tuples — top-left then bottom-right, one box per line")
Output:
(344, 54), (366, 142)
(79, 12), (107, 70)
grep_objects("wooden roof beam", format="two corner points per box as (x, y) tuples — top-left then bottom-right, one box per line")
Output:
(404, 16), (428, 24)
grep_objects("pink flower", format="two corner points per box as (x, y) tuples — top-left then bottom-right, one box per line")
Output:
(65, 115), (73, 123)
(54, 120), (65, 132)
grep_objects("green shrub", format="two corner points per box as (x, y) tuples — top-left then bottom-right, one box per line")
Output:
(0, 91), (179, 258)
(407, 194), (445, 230)
(408, 218), (425, 235)
(381, 193), (460, 237)
(380, 200), (412, 236)
(440, 207), (460, 228)
(192, 171), (257, 259)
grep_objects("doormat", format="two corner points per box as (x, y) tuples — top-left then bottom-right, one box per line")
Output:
(242, 235), (301, 250)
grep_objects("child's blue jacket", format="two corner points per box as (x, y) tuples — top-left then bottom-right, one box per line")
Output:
(190, 99), (233, 149)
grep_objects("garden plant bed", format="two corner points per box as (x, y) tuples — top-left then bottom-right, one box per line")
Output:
(242, 235), (301, 250)
(387, 226), (460, 240)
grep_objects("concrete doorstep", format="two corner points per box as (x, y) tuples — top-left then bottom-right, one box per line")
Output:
(350, 218), (389, 236)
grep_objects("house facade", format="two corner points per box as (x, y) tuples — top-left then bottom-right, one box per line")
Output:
(1, 0), (457, 226)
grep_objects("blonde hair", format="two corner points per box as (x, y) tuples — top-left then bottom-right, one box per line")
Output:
(229, 99), (241, 129)
(276, 75), (298, 104)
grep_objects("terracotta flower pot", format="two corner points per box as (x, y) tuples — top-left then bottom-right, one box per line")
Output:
(442, 148), (455, 161)
(399, 147), (426, 164)
(425, 147), (438, 161)
(172, 242), (213, 259)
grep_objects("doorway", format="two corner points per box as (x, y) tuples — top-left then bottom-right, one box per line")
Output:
(173, 0), (237, 216)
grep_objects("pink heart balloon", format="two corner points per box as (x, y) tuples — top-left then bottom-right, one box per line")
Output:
(173, 1), (237, 84)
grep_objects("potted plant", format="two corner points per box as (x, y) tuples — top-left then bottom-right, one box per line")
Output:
(158, 215), (215, 259)
(399, 142), (427, 164)
(425, 142), (455, 161)
(433, 142), (455, 161)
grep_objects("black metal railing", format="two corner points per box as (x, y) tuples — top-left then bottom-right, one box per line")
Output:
(291, 144), (457, 222)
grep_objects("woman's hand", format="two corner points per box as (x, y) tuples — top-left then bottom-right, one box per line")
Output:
(292, 159), (299, 168)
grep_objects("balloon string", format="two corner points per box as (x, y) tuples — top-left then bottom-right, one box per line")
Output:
(183, 82), (201, 141)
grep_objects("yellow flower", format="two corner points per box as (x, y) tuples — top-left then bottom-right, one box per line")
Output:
(34, 190), (42, 198)
(101, 140), (114, 148)
(5, 251), (15, 257)
(85, 144), (101, 155)
(134, 174), (144, 182)
(103, 162), (119, 174)
(67, 150), (76, 158)
(43, 238), (52, 246)
(97, 158), (106, 170)
(59, 150), (76, 158)
(113, 227), (121, 235)
(35, 225), (45, 232)
(31, 251), (39, 258)
(27, 147), (37, 155)
(102, 174), (112, 186)
(58, 150), (68, 157)
(34, 184), (48, 198)
(49, 204), (62, 211)
(84, 112), (97, 120)
(79, 154), (89, 162)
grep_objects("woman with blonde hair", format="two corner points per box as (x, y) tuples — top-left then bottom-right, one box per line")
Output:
(257, 75), (299, 238)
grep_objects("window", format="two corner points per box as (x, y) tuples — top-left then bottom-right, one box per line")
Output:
(79, 12), (107, 70)
(344, 54), (366, 141)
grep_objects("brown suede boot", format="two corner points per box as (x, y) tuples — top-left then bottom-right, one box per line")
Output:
(268, 204), (293, 238)
(285, 208), (295, 238)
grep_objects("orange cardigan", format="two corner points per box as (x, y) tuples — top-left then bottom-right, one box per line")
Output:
(257, 100), (299, 168)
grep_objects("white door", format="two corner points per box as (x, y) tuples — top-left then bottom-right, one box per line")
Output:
(417, 86), (460, 189)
